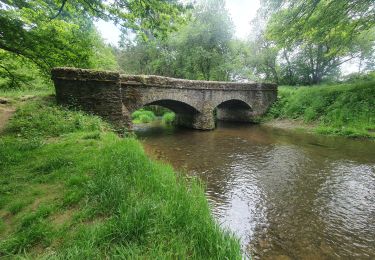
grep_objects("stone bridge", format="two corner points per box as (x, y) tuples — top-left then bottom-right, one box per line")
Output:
(51, 68), (277, 130)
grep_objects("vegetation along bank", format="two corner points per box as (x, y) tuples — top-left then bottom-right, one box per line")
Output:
(0, 93), (241, 258)
(264, 76), (375, 139)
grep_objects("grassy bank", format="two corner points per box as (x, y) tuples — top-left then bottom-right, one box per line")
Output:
(265, 79), (375, 138)
(0, 95), (240, 258)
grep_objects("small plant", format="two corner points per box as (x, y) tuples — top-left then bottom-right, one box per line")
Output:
(162, 112), (175, 124)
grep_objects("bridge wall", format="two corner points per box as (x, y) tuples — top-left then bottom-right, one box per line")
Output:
(52, 68), (277, 130)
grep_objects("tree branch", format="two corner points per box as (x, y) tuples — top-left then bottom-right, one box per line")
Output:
(0, 64), (22, 88)
(50, 0), (68, 20)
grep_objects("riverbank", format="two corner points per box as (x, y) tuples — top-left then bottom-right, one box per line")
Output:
(264, 79), (375, 139)
(0, 94), (241, 258)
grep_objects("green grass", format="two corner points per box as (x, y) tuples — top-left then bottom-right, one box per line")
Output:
(0, 96), (241, 258)
(132, 109), (156, 124)
(266, 79), (375, 138)
(0, 88), (53, 99)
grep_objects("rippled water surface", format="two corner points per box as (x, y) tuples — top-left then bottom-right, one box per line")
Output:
(135, 121), (375, 259)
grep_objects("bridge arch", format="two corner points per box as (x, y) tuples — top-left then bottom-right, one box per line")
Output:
(215, 99), (254, 123)
(142, 99), (200, 114)
(134, 98), (204, 129)
(216, 99), (252, 110)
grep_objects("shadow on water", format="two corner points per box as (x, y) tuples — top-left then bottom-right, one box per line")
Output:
(135, 120), (375, 259)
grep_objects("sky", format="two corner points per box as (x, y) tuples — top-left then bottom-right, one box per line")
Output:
(95, 0), (261, 46)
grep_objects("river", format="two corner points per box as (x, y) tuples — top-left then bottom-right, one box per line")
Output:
(135, 121), (375, 259)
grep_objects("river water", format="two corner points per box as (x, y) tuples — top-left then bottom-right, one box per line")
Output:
(135, 121), (375, 259)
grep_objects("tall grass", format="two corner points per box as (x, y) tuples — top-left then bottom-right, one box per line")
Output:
(266, 79), (375, 138)
(0, 96), (241, 258)
(132, 109), (156, 123)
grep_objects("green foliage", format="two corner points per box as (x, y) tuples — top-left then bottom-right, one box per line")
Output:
(265, 0), (374, 47)
(162, 112), (176, 124)
(0, 0), (187, 89)
(131, 109), (156, 124)
(0, 96), (241, 258)
(0, 8), (107, 89)
(0, 51), (51, 90)
(266, 79), (375, 138)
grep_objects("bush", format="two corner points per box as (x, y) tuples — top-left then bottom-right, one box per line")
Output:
(162, 112), (175, 124)
(132, 109), (156, 124)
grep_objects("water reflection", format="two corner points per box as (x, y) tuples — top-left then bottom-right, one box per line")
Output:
(136, 121), (375, 259)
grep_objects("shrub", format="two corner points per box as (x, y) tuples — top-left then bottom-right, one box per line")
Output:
(132, 109), (156, 124)
(162, 112), (175, 124)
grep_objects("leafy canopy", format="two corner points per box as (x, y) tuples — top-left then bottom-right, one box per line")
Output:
(0, 0), (186, 88)
(265, 0), (375, 47)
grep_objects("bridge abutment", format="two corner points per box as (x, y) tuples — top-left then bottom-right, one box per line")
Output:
(193, 112), (215, 130)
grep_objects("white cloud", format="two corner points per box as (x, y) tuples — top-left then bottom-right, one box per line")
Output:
(94, 20), (121, 46)
(225, 0), (260, 39)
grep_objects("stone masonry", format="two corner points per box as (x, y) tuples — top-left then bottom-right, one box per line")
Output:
(52, 67), (278, 130)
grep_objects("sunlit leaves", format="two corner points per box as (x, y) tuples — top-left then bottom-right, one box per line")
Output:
(0, 0), (187, 88)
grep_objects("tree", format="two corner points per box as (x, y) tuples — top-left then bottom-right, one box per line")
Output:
(118, 0), (235, 81)
(263, 0), (375, 84)
(0, 0), (186, 88)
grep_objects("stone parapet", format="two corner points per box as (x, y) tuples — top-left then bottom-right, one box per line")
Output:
(120, 74), (277, 91)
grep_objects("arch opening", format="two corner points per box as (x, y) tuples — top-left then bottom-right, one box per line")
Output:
(215, 99), (254, 123)
(145, 99), (199, 114)
(133, 99), (200, 128)
(216, 99), (252, 110)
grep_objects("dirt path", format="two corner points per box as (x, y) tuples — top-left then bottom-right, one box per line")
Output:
(0, 100), (15, 133)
